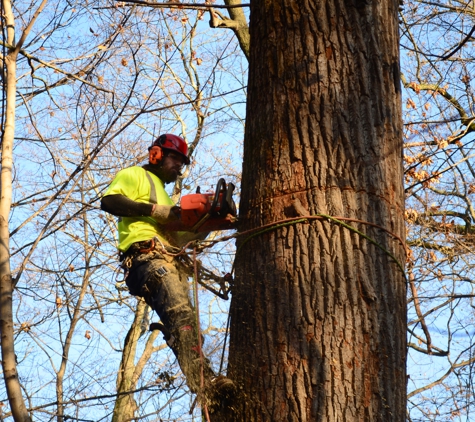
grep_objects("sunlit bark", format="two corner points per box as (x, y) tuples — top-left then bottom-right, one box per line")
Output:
(224, 1), (405, 420)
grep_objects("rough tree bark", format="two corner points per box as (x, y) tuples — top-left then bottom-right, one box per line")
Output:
(221, 0), (406, 421)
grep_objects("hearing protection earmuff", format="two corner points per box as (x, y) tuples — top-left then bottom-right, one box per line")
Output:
(148, 135), (166, 165)
(148, 146), (162, 164)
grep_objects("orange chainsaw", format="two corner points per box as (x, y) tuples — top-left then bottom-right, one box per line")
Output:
(167, 178), (238, 233)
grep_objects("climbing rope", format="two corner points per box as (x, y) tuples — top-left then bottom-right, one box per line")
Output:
(184, 213), (407, 282)
(192, 247), (211, 421)
(179, 213), (408, 385)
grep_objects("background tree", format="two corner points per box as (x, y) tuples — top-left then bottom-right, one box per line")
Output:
(401, 0), (475, 420)
(2, 0), (47, 419)
(1, 0), (245, 420)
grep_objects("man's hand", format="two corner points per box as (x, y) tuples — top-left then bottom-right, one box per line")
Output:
(151, 204), (180, 224)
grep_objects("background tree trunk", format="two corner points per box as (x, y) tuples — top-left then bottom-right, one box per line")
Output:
(0, 48), (28, 422)
(112, 301), (160, 422)
(1, 0), (44, 419)
(223, 1), (406, 421)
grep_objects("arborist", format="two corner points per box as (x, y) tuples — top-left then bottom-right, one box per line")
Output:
(101, 133), (234, 411)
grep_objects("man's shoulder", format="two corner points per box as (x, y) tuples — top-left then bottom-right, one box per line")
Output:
(114, 166), (150, 182)
(116, 166), (166, 191)
(117, 165), (145, 176)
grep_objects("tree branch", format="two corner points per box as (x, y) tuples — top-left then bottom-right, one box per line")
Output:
(115, 1), (250, 9)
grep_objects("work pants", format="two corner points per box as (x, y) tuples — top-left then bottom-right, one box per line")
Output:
(124, 248), (215, 393)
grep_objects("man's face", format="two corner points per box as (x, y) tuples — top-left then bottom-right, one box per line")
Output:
(156, 151), (186, 183)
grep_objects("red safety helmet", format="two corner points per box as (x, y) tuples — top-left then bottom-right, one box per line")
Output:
(149, 133), (190, 165)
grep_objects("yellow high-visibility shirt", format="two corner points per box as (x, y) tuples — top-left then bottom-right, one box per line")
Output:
(104, 166), (173, 252)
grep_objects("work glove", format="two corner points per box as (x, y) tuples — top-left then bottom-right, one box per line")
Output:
(151, 204), (180, 224)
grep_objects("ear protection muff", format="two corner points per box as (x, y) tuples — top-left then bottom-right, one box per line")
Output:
(149, 146), (163, 164)
(148, 135), (166, 164)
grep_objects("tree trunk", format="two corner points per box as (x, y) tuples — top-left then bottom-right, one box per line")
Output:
(113, 300), (161, 422)
(1, 2), (48, 419)
(0, 2), (32, 420)
(113, 302), (146, 422)
(222, 1), (406, 421)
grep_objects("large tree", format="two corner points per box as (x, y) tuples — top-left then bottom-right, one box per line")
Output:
(225, 1), (406, 420)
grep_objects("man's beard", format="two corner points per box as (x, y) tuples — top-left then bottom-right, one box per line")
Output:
(143, 163), (180, 184)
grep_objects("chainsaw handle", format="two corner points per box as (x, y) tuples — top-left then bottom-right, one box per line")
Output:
(225, 182), (236, 215)
(209, 178), (227, 214)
